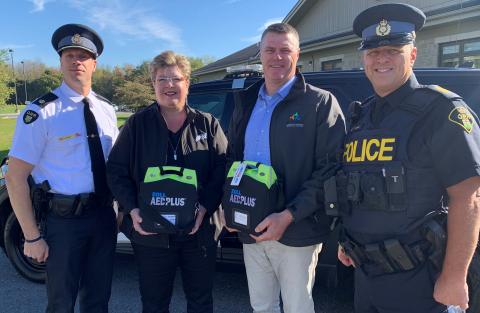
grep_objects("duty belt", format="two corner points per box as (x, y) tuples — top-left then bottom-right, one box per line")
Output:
(47, 192), (111, 217)
(340, 209), (448, 276)
(339, 230), (432, 277)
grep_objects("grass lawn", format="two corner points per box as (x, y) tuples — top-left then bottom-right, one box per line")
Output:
(0, 118), (17, 160)
(0, 113), (131, 161)
(0, 105), (26, 114)
(117, 115), (129, 127)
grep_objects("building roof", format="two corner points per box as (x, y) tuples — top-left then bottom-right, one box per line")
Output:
(194, 0), (480, 76)
(193, 43), (260, 76)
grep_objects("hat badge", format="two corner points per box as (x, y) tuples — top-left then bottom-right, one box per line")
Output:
(71, 34), (82, 44)
(376, 19), (391, 36)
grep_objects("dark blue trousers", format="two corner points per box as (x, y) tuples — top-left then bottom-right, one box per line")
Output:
(132, 237), (216, 313)
(354, 262), (448, 313)
(44, 208), (117, 313)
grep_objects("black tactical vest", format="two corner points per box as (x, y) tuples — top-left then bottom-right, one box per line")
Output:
(341, 87), (449, 240)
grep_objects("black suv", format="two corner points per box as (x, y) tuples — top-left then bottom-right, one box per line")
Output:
(189, 68), (480, 312)
(1, 68), (480, 311)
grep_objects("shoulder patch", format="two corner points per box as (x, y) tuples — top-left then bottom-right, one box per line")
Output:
(93, 93), (112, 104)
(32, 92), (58, 108)
(23, 110), (39, 124)
(448, 106), (475, 133)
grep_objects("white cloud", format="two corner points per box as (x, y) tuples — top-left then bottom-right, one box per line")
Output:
(29, 0), (52, 12)
(224, 0), (242, 4)
(67, 0), (183, 48)
(257, 17), (284, 32)
(241, 17), (283, 43)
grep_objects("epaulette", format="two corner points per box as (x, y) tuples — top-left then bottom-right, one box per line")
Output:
(426, 85), (463, 101)
(93, 93), (113, 105)
(32, 92), (58, 108)
(401, 85), (461, 116)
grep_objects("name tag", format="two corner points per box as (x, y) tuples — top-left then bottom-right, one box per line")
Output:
(58, 133), (81, 141)
(231, 162), (247, 186)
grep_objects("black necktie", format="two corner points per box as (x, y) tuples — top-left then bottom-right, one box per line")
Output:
(83, 98), (108, 196)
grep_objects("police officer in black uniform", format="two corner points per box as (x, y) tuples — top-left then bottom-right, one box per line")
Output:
(6, 24), (118, 313)
(335, 3), (480, 312)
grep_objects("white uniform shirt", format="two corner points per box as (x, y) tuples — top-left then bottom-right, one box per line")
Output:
(9, 82), (119, 195)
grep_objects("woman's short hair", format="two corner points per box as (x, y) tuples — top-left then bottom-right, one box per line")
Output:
(150, 50), (191, 83)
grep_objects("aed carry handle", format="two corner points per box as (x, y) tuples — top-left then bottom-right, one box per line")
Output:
(160, 167), (185, 176)
(242, 161), (261, 170)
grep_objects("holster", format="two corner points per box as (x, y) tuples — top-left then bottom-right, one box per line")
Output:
(421, 210), (447, 271)
(27, 176), (50, 231)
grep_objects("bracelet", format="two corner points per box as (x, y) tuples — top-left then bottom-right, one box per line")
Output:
(25, 235), (42, 243)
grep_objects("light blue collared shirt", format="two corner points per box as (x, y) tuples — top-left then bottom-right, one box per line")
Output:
(244, 76), (297, 165)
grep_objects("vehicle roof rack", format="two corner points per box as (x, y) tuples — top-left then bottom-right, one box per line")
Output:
(224, 64), (263, 79)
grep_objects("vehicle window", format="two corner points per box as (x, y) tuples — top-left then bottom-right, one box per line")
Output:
(188, 93), (227, 119)
(188, 92), (233, 131)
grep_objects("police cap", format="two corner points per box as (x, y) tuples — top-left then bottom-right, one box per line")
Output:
(51, 23), (103, 57)
(353, 3), (426, 50)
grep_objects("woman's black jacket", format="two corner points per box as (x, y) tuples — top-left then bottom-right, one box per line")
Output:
(106, 102), (227, 246)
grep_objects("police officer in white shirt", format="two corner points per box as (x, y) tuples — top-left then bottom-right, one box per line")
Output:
(5, 24), (118, 313)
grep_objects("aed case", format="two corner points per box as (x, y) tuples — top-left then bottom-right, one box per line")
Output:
(222, 161), (283, 234)
(138, 166), (198, 234)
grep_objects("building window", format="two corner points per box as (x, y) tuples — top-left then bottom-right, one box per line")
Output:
(321, 59), (342, 71)
(439, 38), (480, 68)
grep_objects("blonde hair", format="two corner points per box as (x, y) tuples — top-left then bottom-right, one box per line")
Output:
(149, 50), (191, 83)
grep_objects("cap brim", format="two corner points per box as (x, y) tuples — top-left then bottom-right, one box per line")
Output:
(359, 33), (415, 50)
(57, 45), (97, 57)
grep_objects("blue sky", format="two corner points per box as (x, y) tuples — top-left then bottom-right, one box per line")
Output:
(1, 0), (298, 68)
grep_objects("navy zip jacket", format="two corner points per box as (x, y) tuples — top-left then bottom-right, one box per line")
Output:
(227, 72), (346, 246)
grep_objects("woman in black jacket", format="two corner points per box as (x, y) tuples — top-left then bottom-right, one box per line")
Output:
(106, 51), (227, 313)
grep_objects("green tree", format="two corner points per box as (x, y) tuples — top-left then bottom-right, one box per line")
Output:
(129, 61), (151, 85)
(188, 55), (216, 83)
(93, 66), (114, 101)
(114, 80), (155, 110)
(27, 69), (62, 100)
(0, 49), (14, 106)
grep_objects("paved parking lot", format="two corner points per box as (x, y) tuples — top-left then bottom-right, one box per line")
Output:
(0, 251), (353, 313)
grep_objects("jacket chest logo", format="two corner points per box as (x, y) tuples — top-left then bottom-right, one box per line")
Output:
(286, 112), (304, 128)
(195, 131), (207, 142)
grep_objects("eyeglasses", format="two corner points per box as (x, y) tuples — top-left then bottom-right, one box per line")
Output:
(155, 76), (185, 85)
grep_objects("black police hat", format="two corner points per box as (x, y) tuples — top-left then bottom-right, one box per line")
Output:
(353, 3), (426, 50)
(51, 23), (103, 57)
